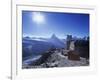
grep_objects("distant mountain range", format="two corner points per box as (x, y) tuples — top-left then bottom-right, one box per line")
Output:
(47, 34), (65, 48)
(22, 34), (66, 59)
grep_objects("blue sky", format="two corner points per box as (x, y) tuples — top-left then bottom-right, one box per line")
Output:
(22, 11), (89, 39)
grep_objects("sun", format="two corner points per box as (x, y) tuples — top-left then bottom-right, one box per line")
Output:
(32, 12), (45, 24)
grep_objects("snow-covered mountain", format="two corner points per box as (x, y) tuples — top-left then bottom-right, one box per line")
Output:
(47, 34), (65, 48)
(22, 34), (66, 60)
(22, 39), (53, 59)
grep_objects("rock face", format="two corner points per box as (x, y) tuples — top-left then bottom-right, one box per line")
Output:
(22, 49), (89, 69)
(74, 40), (89, 59)
(66, 35), (72, 50)
(69, 41), (75, 51)
(67, 51), (80, 61)
(66, 35), (89, 59)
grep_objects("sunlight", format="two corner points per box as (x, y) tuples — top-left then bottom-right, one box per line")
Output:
(32, 12), (45, 24)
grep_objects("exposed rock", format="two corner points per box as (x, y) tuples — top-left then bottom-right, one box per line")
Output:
(22, 50), (89, 69)
(67, 50), (80, 61)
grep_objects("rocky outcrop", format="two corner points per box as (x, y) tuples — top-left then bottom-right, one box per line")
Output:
(67, 51), (80, 61)
(22, 49), (89, 69)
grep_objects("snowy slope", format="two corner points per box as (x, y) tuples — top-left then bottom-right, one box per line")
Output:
(22, 50), (89, 69)
(22, 35), (65, 58)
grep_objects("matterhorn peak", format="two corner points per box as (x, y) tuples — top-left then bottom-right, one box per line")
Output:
(51, 34), (57, 39)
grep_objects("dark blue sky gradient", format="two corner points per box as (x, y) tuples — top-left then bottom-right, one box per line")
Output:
(22, 11), (89, 38)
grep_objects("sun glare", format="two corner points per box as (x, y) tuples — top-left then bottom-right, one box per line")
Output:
(32, 12), (45, 24)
